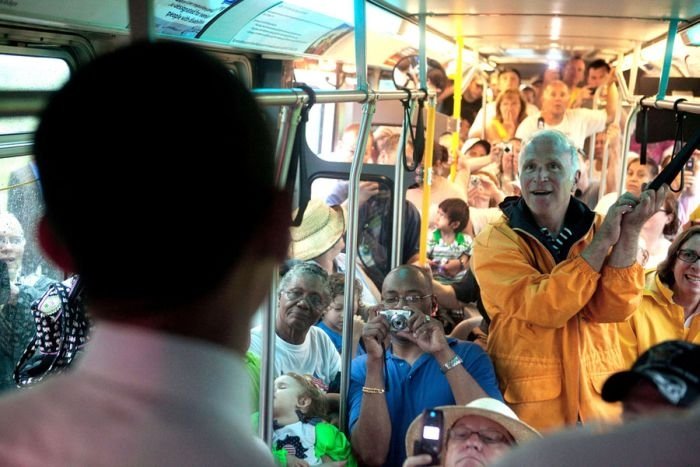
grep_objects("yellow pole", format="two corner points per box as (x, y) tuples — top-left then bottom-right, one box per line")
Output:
(418, 99), (436, 266)
(449, 34), (464, 182)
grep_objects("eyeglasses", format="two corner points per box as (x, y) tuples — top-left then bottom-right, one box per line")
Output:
(677, 249), (700, 264)
(448, 428), (512, 446)
(0, 236), (24, 246)
(382, 294), (432, 307)
(281, 289), (327, 310)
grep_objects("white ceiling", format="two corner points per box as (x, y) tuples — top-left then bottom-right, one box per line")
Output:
(373, 0), (700, 60)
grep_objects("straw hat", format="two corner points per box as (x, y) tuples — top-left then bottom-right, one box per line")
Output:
(289, 199), (345, 261)
(405, 398), (540, 456)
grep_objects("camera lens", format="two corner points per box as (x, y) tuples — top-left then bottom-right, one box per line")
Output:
(391, 315), (408, 331)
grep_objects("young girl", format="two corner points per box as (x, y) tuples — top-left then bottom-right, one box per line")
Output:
(262, 372), (356, 467)
(315, 273), (365, 357)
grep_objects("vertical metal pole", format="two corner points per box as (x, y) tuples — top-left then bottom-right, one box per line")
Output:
(391, 102), (410, 269)
(418, 99), (437, 266)
(657, 19), (680, 100)
(340, 0), (371, 434)
(340, 97), (377, 433)
(449, 37), (465, 182)
(261, 97), (304, 446)
(619, 105), (641, 194)
(354, 0), (368, 91)
(629, 44), (642, 97)
(128, 0), (154, 42)
(599, 142), (610, 201)
(259, 275), (278, 446)
(587, 87), (603, 182)
(274, 102), (304, 186)
(419, 7), (427, 88)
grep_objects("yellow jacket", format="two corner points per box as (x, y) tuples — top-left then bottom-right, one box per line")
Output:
(472, 197), (643, 432)
(621, 270), (700, 367)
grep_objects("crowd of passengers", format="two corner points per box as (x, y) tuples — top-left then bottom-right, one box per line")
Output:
(2, 47), (700, 467)
(243, 59), (700, 466)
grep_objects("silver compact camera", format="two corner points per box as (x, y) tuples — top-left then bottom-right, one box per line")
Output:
(379, 309), (413, 332)
(498, 142), (513, 154)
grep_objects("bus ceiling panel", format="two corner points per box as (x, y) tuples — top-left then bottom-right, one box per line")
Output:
(0, 0), (129, 33)
(454, 17), (669, 53)
(376, 0), (700, 19)
(375, 0), (700, 58)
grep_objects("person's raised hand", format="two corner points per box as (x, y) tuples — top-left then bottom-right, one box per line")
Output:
(362, 308), (390, 361)
(620, 184), (669, 233)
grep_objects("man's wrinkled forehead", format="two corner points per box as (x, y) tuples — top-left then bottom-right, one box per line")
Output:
(521, 144), (572, 167)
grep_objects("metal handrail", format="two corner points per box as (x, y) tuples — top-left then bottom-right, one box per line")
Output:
(252, 88), (429, 105)
(339, 96), (377, 432)
(0, 88), (430, 118)
(637, 97), (700, 114)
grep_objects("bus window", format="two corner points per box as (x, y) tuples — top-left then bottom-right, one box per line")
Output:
(0, 53), (70, 135)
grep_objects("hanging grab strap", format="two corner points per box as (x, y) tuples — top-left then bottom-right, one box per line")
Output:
(667, 98), (688, 193)
(287, 83), (316, 226)
(399, 89), (426, 172)
(638, 95), (652, 166)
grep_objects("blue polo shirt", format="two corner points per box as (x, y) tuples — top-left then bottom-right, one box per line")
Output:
(348, 338), (502, 467)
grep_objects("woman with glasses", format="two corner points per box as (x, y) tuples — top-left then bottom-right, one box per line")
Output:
(622, 225), (700, 367)
(402, 398), (540, 467)
(248, 262), (341, 391)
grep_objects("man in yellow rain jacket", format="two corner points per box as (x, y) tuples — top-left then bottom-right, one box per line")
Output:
(471, 130), (667, 431)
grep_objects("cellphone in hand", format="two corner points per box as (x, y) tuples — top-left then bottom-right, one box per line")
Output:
(686, 157), (695, 173)
(413, 409), (443, 466)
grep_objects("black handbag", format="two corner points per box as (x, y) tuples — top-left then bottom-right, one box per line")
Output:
(13, 276), (90, 387)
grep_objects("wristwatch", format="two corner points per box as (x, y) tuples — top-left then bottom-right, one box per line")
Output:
(441, 355), (463, 373)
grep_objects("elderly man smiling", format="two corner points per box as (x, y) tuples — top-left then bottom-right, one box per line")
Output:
(471, 130), (668, 431)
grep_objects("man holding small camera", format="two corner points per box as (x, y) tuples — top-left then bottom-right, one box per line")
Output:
(348, 265), (502, 467)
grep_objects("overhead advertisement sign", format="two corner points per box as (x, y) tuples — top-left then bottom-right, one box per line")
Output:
(231, 3), (351, 55)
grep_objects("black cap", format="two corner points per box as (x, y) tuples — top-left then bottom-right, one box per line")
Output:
(602, 341), (700, 407)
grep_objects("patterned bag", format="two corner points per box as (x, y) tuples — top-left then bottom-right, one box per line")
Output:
(13, 276), (90, 387)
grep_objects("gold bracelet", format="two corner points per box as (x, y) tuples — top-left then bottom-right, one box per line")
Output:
(362, 386), (386, 394)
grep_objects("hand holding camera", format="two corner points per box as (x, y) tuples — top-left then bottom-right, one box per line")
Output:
(361, 308), (391, 360)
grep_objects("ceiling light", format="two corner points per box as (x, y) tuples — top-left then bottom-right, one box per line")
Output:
(550, 17), (561, 40)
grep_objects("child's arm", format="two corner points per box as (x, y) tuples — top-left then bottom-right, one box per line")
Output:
(315, 422), (357, 467)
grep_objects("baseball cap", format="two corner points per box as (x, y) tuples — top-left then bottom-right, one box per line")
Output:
(461, 138), (491, 156)
(602, 340), (700, 407)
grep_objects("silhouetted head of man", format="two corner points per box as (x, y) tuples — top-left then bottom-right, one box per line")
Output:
(34, 41), (289, 336)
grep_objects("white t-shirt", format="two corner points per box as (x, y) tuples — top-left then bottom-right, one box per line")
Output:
(469, 102), (540, 138)
(516, 108), (606, 149)
(249, 325), (341, 387)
